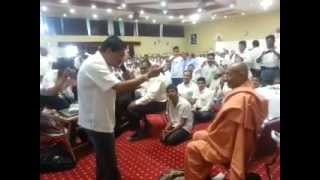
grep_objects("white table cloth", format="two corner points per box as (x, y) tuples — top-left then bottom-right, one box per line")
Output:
(256, 84), (280, 120)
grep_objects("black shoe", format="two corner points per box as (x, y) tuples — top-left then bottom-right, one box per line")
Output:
(127, 131), (148, 141)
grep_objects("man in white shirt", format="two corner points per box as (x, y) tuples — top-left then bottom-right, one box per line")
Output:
(192, 77), (215, 124)
(249, 40), (263, 79)
(177, 70), (198, 103)
(199, 53), (221, 87)
(40, 47), (56, 80)
(161, 84), (193, 145)
(77, 36), (162, 180)
(40, 58), (77, 110)
(257, 34), (280, 86)
(170, 46), (184, 86)
(127, 59), (167, 141)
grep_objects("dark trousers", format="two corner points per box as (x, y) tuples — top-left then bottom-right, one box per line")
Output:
(85, 129), (120, 180)
(194, 111), (214, 124)
(171, 78), (183, 86)
(250, 69), (261, 79)
(260, 67), (279, 86)
(40, 95), (70, 110)
(162, 128), (191, 145)
(128, 101), (166, 132)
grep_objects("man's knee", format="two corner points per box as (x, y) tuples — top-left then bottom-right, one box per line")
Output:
(192, 130), (208, 141)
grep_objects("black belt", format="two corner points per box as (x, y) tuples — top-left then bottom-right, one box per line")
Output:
(261, 66), (279, 70)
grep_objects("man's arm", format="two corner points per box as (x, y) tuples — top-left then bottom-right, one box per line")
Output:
(112, 66), (161, 93)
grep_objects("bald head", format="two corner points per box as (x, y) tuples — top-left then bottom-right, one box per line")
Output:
(226, 63), (249, 89)
(230, 63), (249, 78)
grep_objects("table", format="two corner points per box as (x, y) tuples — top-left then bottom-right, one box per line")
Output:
(256, 84), (280, 120)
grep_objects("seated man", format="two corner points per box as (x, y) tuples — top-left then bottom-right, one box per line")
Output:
(184, 63), (268, 180)
(127, 59), (167, 141)
(160, 85), (194, 145)
(192, 77), (215, 124)
(40, 58), (77, 110)
(177, 70), (198, 104)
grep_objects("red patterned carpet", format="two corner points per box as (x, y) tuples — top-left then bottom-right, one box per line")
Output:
(40, 115), (280, 180)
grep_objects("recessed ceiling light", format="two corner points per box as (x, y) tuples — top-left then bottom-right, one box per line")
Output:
(60, 0), (68, 4)
(260, 0), (273, 10)
(189, 13), (201, 22)
(224, 16), (228, 19)
(118, 17), (123, 21)
(41, 6), (48, 12)
(92, 14), (98, 19)
(63, 13), (67, 17)
(160, 1), (167, 7)
(197, 8), (202, 13)
(145, 16), (150, 20)
(91, 4), (96, 9)
(152, 19), (156, 23)
(106, 8), (112, 14)
(121, 3), (126, 8)
(140, 10), (144, 15)
(241, 12), (245, 16)
(229, 3), (235, 8)
(69, 8), (75, 14)
(179, 15), (184, 19)
(163, 10), (167, 15)
(128, 14), (133, 19)
(169, 15), (174, 20)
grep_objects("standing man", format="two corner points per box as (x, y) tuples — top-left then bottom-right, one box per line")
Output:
(199, 52), (221, 86)
(170, 46), (184, 86)
(249, 40), (263, 78)
(257, 34), (280, 86)
(77, 36), (161, 180)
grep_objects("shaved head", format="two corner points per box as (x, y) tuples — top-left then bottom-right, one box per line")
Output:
(229, 63), (249, 78)
(226, 63), (249, 88)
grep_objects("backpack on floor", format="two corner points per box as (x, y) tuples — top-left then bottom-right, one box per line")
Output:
(40, 143), (76, 172)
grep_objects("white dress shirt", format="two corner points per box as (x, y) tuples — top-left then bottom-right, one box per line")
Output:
(260, 48), (280, 68)
(177, 81), (198, 102)
(40, 69), (74, 98)
(200, 64), (220, 86)
(192, 87), (214, 112)
(77, 51), (121, 133)
(40, 56), (50, 77)
(170, 56), (184, 78)
(249, 47), (263, 70)
(135, 73), (167, 105)
(167, 96), (194, 132)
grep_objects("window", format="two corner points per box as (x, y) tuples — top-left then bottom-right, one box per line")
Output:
(45, 16), (63, 35)
(138, 23), (160, 37)
(124, 22), (134, 36)
(90, 20), (108, 35)
(63, 18), (88, 35)
(113, 21), (121, 36)
(163, 25), (184, 37)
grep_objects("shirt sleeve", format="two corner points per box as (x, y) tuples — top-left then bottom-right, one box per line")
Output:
(85, 62), (120, 92)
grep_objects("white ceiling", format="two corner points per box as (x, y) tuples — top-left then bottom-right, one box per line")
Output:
(40, 0), (280, 24)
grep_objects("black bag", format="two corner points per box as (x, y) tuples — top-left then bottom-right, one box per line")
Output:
(40, 143), (76, 172)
